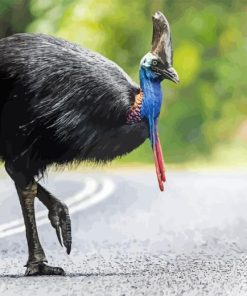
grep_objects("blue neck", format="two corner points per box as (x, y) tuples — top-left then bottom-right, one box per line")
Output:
(140, 67), (163, 144)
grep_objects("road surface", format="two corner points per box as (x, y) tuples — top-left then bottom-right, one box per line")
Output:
(0, 169), (247, 295)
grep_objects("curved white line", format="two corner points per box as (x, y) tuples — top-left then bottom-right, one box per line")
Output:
(69, 178), (115, 214)
(37, 177), (98, 217)
(0, 177), (115, 238)
(0, 177), (97, 233)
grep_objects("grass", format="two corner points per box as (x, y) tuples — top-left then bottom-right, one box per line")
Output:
(110, 141), (247, 171)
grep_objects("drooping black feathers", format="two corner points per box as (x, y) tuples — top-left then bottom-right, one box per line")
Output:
(0, 33), (148, 178)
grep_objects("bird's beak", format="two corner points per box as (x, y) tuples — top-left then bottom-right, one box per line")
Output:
(151, 11), (179, 84)
(159, 66), (180, 84)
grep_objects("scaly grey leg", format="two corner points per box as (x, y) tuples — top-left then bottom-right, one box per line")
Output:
(5, 162), (65, 276)
(16, 182), (47, 265)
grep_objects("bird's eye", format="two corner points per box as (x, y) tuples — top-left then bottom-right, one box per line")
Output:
(152, 60), (158, 66)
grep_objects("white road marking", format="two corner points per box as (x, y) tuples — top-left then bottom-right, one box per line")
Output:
(0, 177), (115, 238)
(0, 177), (98, 232)
(69, 178), (115, 214)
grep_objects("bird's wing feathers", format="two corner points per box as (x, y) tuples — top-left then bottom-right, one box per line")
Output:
(0, 33), (140, 128)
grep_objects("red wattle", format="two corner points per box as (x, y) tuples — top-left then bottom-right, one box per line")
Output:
(153, 145), (164, 192)
(156, 134), (166, 182)
(152, 130), (166, 191)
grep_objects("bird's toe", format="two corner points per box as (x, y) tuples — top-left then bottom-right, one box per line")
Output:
(25, 263), (65, 276)
(48, 201), (72, 254)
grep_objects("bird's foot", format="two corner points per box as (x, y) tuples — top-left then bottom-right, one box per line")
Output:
(48, 200), (72, 254)
(25, 262), (65, 276)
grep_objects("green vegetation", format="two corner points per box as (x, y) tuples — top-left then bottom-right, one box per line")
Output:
(0, 0), (246, 166)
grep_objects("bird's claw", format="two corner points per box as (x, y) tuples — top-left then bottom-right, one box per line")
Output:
(48, 201), (72, 254)
(55, 225), (63, 247)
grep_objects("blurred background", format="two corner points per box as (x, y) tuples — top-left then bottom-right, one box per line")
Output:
(0, 0), (246, 168)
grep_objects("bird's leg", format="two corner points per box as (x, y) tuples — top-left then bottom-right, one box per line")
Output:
(16, 183), (65, 276)
(5, 162), (65, 276)
(37, 183), (72, 254)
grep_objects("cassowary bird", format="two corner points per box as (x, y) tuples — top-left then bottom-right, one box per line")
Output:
(0, 11), (178, 275)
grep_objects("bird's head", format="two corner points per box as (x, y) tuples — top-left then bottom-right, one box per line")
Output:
(128, 12), (179, 191)
(140, 11), (179, 84)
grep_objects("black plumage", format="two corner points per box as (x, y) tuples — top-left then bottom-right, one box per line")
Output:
(0, 33), (148, 180)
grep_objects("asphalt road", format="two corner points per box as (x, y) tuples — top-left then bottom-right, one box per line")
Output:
(0, 169), (247, 295)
